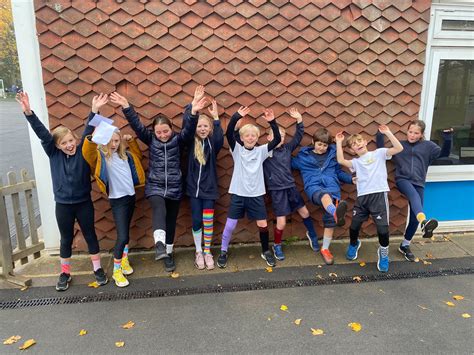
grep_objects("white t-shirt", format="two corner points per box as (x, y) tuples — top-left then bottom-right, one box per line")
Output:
(229, 143), (271, 197)
(351, 148), (391, 197)
(105, 152), (135, 199)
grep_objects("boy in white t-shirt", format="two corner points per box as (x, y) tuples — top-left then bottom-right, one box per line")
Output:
(335, 125), (403, 272)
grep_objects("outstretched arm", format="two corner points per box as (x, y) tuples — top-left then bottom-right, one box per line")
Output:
(110, 92), (152, 145)
(286, 107), (304, 152)
(264, 109), (281, 152)
(208, 99), (224, 153)
(376, 131), (385, 148)
(16, 92), (55, 156)
(82, 93), (108, 141)
(226, 106), (249, 151)
(379, 125), (403, 156)
(438, 128), (453, 159)
(336, 163), (353, 184)
(335, 132), (353, 169)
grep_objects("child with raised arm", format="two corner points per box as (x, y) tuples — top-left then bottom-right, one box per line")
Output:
(376, 121), (453, 261)
(335, 125), (403, 272)
(186, 86), (224, 270)
(292, 128), (353, 265)
(263, 108), (319, 261)
(82, 98), (145, 287)
(217, 107), (281, 268)
(16, 92), (107, 291)
(110, 91), (201, 272)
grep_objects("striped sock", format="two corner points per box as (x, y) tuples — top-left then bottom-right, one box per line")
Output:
(61, 259), (71, 275)
(90, 254), (101, 271)
(203, 209), (214, 254)
(326, 204), (336, 216)
(192, 228), (203, 253)
(122, 244), (129, 259)
(113, 258), (121, 272)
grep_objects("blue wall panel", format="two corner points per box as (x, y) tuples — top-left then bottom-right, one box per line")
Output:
(424, 181), (474, 221)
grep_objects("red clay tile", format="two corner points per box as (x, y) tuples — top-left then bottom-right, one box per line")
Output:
(68, 81), (92, 96)
(339, 49), (358, 65)
(374, 72), (393, 86)
(384, 82), (404, 96)
(56, 90), (79, 106)
(349, 4), (362, 20)
(88, 33), (109, 50)
(299, 28), (317, 43)
(362, 5), (382, 21)
(402, 102), (419, 116)
(319, 49), (338, 64)
(39, 31), (62, 49)
(93, 80), (115, 94)
(49, 19), (74, 37)
(192, 24), (213, 40)
(397, 51), (416, 66)
(215, 24), (235, 41)
(308, 82), (327, 97)
(37, 5), (61, 24)
(358, 50), (377, 64)
(348, 60), (367, 75)
(306, 60), (326, 76)
(328, 60), (347, 75)
(356, 71), (375, 86)
(337, 92), (355, 106)
(391, 18), (410, 32)
(288, 38), (309, 54)
(113, 57), (135, 74)
(279, 49), (299, 65)
(259, 3), (279, 19)
(287, 60), (306, 75)
(134, 33), (155, 50)
(361, 27), (380, 43)
(383, 102), (402, 116)
(135, 57), (159, 75)
(320, 4), (341, 21)
(389, 41), (408, 55)
(75, 44), (100, 62)
(327, 81), (345, 96)
(411, 19), (429, 34)
(351, 17), (371, 31)
(60, 7), (85, 24)
(279, 3), (299, 21)
(386, 61), (405, 76)
(181, 58), (204, 75)
(350, 38), (370, 54)
(326, 102), (345, 117)
(405, 62), (424, 76)
(109, 33), (133, 50)
(51, 44), (75, 61)
(215, 47), (235, 63)
(309, 38), (328, 53)
(214, 2), (236, 18)
(223, 36), (243, 52)
(156, 11), (180, 28)
(85, 8), (108, 26)
(367, 60), (385, 75)
(372, 17), (391, 33)
(317, 93), (336, 106)
(42, 55), (64, 73)
(74, 20), (97, 37)
(225, 14), (246, 30)
(147, 70), (169, 86)
(346, 82), (365, 96)
(97, 21), (121, 38)
(408, 40), (426, 55)
(317, 71), (337, 86)
(78, 68), (101, 84)
(365, 102), (384, 117)
(101, 68), (123, 85)
(370, 39), (389, 55)
(377, 50), (397, 65)
(268, 15), (290, 31)
(375, 92), (393, 105)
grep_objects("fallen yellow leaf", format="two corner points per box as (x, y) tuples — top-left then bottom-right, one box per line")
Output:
(348, 322), (362, 332)
(353, 276), (362, 283)
(3, 335), (21, 345)
(317, 265), (322, 268)
(280, 305), (288, 311)
(88, 281), (100, 288)
(249, 255), (255, 259)
(122, 321), (135, 329)
(426, 253), (434, 258)
(359, 262), (366, 267)
(445, 301), (456, 307)
(329, 272), (338, 278)
(417, 305), (432, 311)
(315, 274), (323, 280)
(294, 319), (301, 325)
(462, 313), (471, 318)
(453, 295), (464, 300)
(414, 258), (420, 263)
(78, 329), (87, 336)
(115, 341), (125, 348)
(19, 339), (36, 350)
(265, 267), (273, 273)
(311, 328), (324, 335)
(20, 286), (28, 291)
(170, 272), (180, 278)
(422, 259), (432, 265)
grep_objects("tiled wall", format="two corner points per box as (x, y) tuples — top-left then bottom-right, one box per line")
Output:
(34, 0), (431, 251)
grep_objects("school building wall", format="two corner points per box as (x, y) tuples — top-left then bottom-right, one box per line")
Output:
(33, 0), (432, 252)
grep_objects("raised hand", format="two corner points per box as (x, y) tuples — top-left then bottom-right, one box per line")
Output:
(191, 85), (205, 114)
(91, 93), (108, 113)
(207, 99), (219, 120)
(378, 125), (391, 135)
(288, 107), (302, 123)
(109, 92), (130, 109)
(237, 106), (250, 117)
(192, 96), (208, 114)
(122, 134), (133, 142)
(16, 92), (32, 115)
(335, 131), (345, 144)
(262, 108), (275, 122)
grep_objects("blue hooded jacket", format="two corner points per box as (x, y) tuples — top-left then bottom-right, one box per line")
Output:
(292, 144), (353, 200)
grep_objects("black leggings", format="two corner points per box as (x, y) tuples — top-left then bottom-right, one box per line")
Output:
(110, 195), (136, 259)
(55, 200), (100, 258)
(148, 195), (181, 245)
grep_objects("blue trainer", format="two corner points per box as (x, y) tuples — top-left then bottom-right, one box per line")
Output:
(377, 247), (389, 272)
(346, 240), (361, 260)
(306, 232), (320, 252)
(273, 244), (285, 261)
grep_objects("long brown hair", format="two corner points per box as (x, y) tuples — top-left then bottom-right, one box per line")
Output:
(194, 114), (214, 165)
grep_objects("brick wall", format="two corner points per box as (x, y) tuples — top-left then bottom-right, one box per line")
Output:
(34, 0), (431, 251)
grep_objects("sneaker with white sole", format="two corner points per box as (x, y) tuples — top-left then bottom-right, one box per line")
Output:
(261, 250), (276, 267)
(204, 253), (215, 270)
(55, 273), (71, 292)
(421, 219), (438, 239)
(346, 240), (361, 261)
(194, 252), (205, 270)
(306, 232), (320, 252)
(273, 244), (285, 261)
(121, 257), (134, 275)
(113, 268), (129, 287)
(398, 243), (415, 262)
(217, 251), (228, 268)
(377, 247), (389, 272)
(94, 268), (108, 286)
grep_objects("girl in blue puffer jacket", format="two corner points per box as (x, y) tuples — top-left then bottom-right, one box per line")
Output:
(110, 91), (203, 272)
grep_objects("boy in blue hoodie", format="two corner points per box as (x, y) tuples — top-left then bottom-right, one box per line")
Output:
(292, 128), (353, 265)
(263, 108), (319, 261)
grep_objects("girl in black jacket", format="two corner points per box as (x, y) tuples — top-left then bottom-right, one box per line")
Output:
(110, 91), (203, 272)
(186, 86), (224, 270)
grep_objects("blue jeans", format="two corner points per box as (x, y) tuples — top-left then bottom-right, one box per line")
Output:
(396, 179), (424, 241)
(110, 195), (136, 259)
(190, 197), (215, 231)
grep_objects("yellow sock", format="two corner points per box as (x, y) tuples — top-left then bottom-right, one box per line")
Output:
(416, 212), (426, 223)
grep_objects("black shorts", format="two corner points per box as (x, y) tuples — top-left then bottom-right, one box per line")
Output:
(352, 192), (389, 227)
(228, 194), (267, 220)
(270, 187), (305, 217)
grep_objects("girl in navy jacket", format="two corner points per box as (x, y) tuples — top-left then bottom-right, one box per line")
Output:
(377, 120), (452, 262)
(16, 92), (107, 291)
(186, 86), (224, 270)
(110, 91), (201, 272)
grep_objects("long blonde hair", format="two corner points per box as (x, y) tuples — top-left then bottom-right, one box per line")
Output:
(100, 130), (127, 161)
(194, 114), (214, 165)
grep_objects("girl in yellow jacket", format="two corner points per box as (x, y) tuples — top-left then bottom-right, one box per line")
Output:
(82, 101), (145, 287)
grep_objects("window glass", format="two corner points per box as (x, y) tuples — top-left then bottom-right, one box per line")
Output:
(441, 19), (474, 31)
(431, 60), (474, 165)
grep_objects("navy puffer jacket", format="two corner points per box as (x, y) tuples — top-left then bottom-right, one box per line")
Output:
(123, 106), (197, 200)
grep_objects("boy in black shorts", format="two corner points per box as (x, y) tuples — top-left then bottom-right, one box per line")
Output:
(335, 126), (403, 272)
(263, 108), (319, 261)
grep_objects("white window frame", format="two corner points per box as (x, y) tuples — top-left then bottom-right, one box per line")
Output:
(420, 3), (474, 182)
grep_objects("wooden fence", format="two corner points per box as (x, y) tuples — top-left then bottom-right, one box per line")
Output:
(0, 169), (44, 286)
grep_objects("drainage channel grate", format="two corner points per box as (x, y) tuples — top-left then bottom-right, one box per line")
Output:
(1, 267), (472, 310)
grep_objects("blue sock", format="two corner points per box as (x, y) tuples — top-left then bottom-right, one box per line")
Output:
(326, 204), (336, 216)
(303, 217), (317, 240)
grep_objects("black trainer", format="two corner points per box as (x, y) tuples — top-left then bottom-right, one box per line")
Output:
(155, 241), (167, 260)
(398, 243), (415, 262)
(421, 219), (438, 238)
(217, 251), (228, 268)
(164, 254), (176, 272)
(94, 268), (108, 285)
(335, 200), (348, 227)
(56, 272), (71, 292)
(261, 250), (276, 267)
